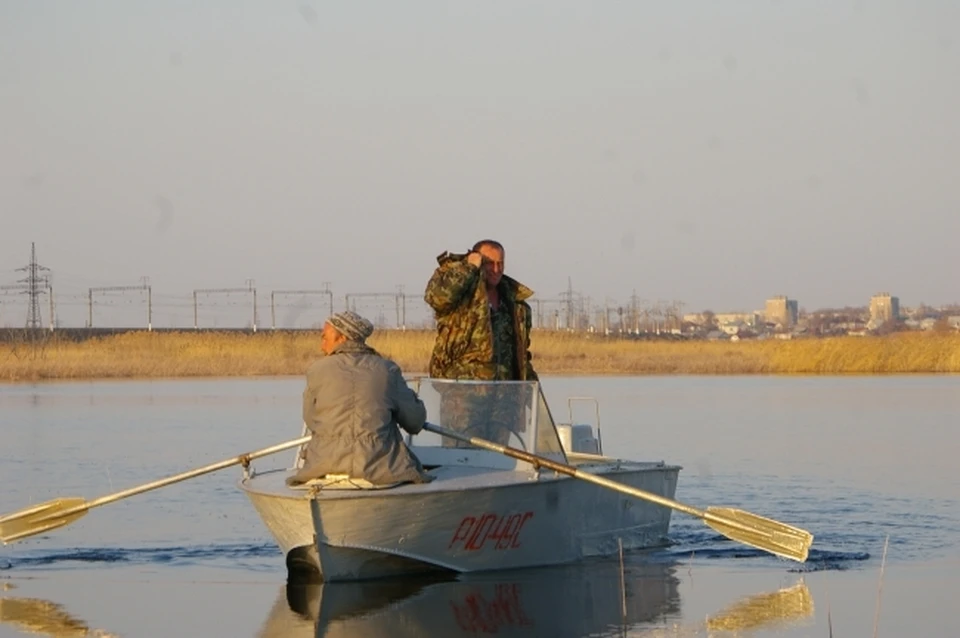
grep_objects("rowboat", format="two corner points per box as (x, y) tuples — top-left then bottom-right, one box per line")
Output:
(240, 378), (682, 582)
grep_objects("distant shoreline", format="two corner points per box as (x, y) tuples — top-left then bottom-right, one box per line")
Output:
(1, 329), (959, 382)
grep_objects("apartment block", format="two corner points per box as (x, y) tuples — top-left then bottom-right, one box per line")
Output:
(765, 296), (798, 327)
(869, 293), (900, 325)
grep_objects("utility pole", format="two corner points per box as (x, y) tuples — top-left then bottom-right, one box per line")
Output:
(533, 298), (563, 330)
(396, 285), (406, 330)
(15, 242), (49, 329)
(142, 277), (152, 331)
(246, 279), (257, 332)
(629, 290), (642, 334)
(47, 278), (55, 331)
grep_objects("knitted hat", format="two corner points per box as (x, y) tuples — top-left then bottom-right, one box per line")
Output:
(327, 311), (375, 342)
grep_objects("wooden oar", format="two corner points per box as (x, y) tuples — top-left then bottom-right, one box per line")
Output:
(0, 435), (311, 545)
(423, 423), (812, 562)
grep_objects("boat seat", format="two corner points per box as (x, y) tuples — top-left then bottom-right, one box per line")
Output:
(288, 474), (404, 491)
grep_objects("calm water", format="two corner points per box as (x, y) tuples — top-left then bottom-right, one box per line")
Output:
(1, 376), (958, 637)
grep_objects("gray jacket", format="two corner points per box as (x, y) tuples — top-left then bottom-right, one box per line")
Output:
(290, 341), (431, 486)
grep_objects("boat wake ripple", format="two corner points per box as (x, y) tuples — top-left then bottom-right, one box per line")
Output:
(2, 542), (281, 571)
(661, 538), (869, 571)
(663, 521), (871, 570)
(662, 477), (959, 570)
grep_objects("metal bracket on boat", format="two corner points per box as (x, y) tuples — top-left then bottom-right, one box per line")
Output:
(529, 458), (558, 481)
(240, 454), (254, 480)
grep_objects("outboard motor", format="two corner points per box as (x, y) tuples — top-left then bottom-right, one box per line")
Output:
(556, 423), (600, 455)
(558, 396), (604, 455)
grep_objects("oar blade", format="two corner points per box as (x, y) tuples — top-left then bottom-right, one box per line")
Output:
(0, 498), (88, 545)
(704, 506), (813, 563)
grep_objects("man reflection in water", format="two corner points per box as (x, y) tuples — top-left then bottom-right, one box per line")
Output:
(424, 240), (538, 446)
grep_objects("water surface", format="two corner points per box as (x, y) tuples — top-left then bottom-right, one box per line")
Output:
(1, 376), (958, 636)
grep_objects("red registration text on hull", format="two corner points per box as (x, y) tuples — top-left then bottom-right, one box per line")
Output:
(448, 511), (534, 551)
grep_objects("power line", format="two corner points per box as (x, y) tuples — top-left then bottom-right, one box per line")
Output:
(269, 287), (333, 330)
(192, 283), (257, 330)
(88, 284), (152, 329)
(344, 292), (407, 329)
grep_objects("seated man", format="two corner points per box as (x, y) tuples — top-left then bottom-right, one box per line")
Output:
(287, 310), (432, 487)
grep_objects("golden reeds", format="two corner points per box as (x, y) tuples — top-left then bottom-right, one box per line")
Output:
(1, 330), (959, 382)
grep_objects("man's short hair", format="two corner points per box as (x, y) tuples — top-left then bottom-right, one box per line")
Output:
(472, 239), (504, 253)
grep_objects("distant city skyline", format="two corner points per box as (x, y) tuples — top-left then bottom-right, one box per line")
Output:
(1, 242), (953, 331)
(2, 2), (958, 313)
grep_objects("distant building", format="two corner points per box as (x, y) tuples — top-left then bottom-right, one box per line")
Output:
(714, 312), (761, 327)
(869, 293), (900, 325)
(719, 321), (749, 336)
(765, 296), (798, 328)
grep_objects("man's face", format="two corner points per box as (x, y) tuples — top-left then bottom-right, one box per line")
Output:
(478, 244), (505, 288)
(320, 322), (346, 355)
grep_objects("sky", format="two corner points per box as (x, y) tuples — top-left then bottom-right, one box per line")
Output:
(1, 1), (958, 327)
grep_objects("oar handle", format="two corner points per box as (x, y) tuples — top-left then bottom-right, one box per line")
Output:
(56, 435), (313, 519)
(422, 422), (705, 519)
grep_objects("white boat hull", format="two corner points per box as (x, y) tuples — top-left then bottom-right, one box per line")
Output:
(309, 461), (679, 581)
(241, 457), (680, 582)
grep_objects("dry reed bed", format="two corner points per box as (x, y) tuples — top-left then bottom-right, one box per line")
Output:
(2, 330), (960, 382)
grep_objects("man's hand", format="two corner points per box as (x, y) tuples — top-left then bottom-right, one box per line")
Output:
(466, 252), (483, 268)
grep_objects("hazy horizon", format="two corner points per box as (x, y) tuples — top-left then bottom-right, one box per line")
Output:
(2, 1), (958, 319)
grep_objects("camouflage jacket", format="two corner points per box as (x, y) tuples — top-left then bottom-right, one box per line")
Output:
(424, 251), (537, 381)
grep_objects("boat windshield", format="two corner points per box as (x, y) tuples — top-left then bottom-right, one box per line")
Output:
(411, 379), (567, 461)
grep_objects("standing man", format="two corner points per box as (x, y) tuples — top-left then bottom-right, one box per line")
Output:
(287, 310), (432, 487)
(424, 240), (537, 446)
(425, 239), (537, 381)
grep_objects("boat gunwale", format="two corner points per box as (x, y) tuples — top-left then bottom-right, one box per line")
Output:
(239, 459), (682, 504)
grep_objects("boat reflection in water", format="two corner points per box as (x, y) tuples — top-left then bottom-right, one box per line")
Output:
(257, 558), (815, 638)
(0, 594), (118, 638)
(0, 566), (813, 638)
(258, 557), (682, 638)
